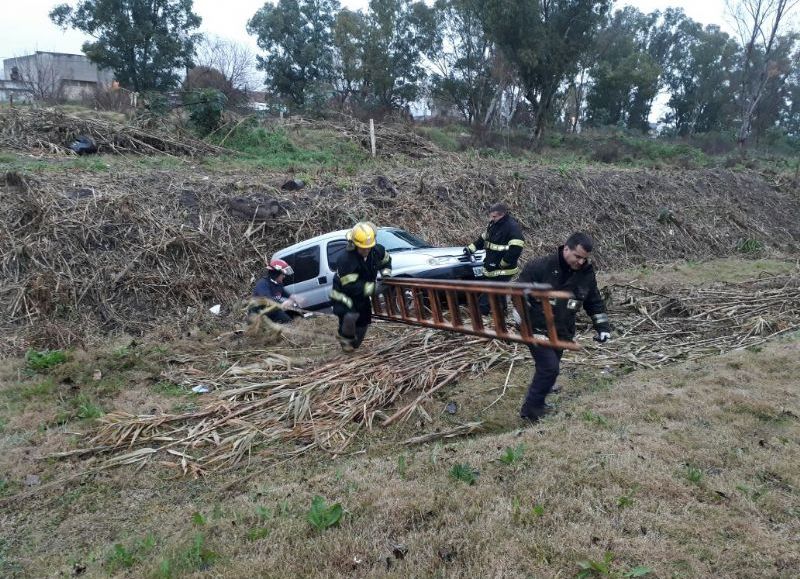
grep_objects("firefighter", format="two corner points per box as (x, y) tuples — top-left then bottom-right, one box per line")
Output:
(517, 232), (611, 421)
(249, 258), (300, 325)
(330, 222), (392, 352)
(464, 202), (525, 315)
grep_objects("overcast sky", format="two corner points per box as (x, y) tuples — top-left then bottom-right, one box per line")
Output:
(1, 0), (736, 69)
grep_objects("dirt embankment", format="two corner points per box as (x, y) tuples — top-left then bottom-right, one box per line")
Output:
(2, 164), (799, 352)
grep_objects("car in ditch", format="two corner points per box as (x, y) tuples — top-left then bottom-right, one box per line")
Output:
(271, 227), (485, 310)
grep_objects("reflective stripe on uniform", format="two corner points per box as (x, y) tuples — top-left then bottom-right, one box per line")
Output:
(484, 267), (520, 277)
(485, 241), (510, 251)
(330, 290), (353, 309)
(486, 238), (524, 252)
(364, 282), (375, 296)
(467, 243), (477, 253)
(380, 253), (391, 265)
(339, 272), (359, 286)
(247, 298), (279, 314)
(481, 231), (487, 240)
(592, 313), (609, 324)
(380, 268), (392, 277)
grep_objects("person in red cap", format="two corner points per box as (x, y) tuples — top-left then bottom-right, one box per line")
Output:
(250, 258), (301, 324)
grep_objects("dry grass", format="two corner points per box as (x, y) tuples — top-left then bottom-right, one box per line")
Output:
(1, 262), (798, 578)
(3, 152), (800, 354)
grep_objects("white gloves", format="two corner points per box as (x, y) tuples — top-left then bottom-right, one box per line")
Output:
(597, 331), (611, 343)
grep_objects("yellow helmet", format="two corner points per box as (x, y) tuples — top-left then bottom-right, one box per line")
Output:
(348, 222), (377, 249)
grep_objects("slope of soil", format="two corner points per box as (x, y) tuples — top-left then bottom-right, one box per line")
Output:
(2, 161), (799, 352)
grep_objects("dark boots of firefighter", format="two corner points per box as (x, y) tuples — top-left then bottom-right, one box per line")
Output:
(338, 312), (360, 352)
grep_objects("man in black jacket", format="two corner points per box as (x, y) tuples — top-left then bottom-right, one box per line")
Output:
(330, 222), (392, 352)
(517, 232), (611, 420)
(464, 203), (525, 315)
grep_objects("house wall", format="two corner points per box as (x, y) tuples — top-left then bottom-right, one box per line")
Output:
(0, 80), (34, 103)
(2, 52), (113, 101)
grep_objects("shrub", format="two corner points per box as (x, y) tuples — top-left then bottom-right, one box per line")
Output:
(184, 88), (227, 136)
(25, 349), (67, 372)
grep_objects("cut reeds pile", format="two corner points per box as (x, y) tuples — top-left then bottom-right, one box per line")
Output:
(81, 326), (518, 475)
(2, 149), (799, 353)
(571, 274), (800, 369)
(55, 275), (799, 476)
(284, 116), (442, 158)
(0, 107), (224, 157)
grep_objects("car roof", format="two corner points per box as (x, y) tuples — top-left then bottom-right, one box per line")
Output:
(273, 227), (402, 257)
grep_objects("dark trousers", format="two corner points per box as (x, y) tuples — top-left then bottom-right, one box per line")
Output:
(478, 274), (511, 315)
(520, 344), (564, 417)
(334, 301), (372, 348)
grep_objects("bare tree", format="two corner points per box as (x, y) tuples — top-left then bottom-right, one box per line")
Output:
(194, 36), (258, 92)
(727, 0), (800, 145)
(8, 53), (65, 103)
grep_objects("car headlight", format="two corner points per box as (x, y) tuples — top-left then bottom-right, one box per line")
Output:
(428, 256), (458, 266)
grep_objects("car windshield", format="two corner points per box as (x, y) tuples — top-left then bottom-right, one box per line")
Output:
(376, 229), (433, 252)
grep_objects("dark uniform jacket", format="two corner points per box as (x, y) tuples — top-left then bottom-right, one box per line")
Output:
(518, 246), (610, 341)
(467, 214), (525, 277)
(253, 276), (291, 303)
(330, 245), (392, 311)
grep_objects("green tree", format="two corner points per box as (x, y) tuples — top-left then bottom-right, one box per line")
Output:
(430, 0), (499, 125)
(331, 8), (367, 105)
(748, 34), (799, 142)
(50, 0), (201, 91)
(661, 21), (739, 135)
(585, 7), (661, 131)
(361, 0), (438, 111)
(247, 0), (340, 111)
(778, 46), (800, 142)
(479, 0), (611, 139)
(728, 0), (800, 145)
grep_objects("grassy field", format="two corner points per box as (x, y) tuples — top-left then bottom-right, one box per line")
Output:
(1, 260), (798, 578)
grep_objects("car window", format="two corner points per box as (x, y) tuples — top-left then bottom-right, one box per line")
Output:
(376, 229), (432, 251)
(326, 240), (347, 270)
(282, 246), (320, 284)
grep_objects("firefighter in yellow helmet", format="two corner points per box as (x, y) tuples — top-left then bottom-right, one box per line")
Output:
(330, 222), (392, 351)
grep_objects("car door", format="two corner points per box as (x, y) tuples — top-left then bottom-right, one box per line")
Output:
(281, 245), (328, 310)
(325, 239), (347, 277)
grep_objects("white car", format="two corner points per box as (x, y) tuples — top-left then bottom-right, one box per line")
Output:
(272, 227), (485, 310)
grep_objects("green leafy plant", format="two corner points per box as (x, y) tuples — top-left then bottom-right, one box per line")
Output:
(306, 496), (343, 531)
(191, 511), (207, 526)
(617, 495), (634, 509)
(152, 381), (186, 396)
(75, 395), (103, 420)
(685, 465), (704, 484)
(736, 238), (764, 254)
(246, 527), (270, 541)
(185, 88), (227, 136)
(397, 454), (408, 479)
(105, 534), (155, 572)
(156, 533), (218, 578)
(255, 506), (271, 521)
(577, 552), (652, 577)
(449, 463), (478, 485)
(25, 349), (67, 371)
(499, 444), (525, 465)
(581, 410), (609, 427)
